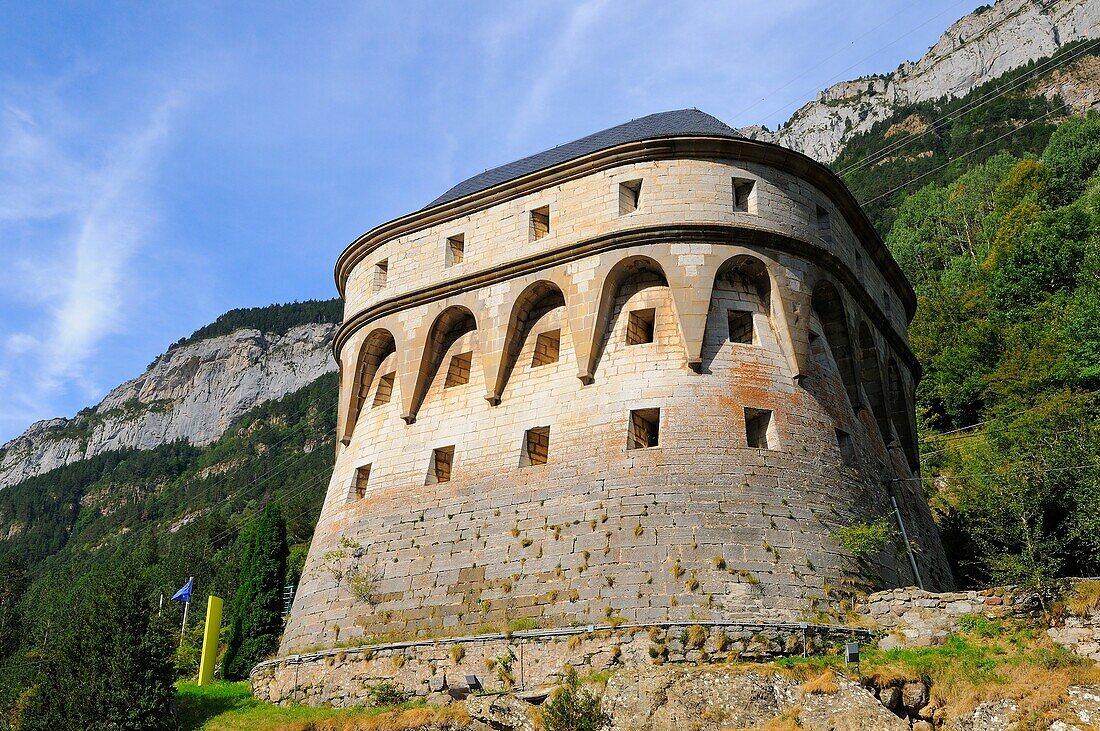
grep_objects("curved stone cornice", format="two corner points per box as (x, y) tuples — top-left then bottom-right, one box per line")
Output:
(333, 136), (915, 319)
(333, 223), (922, 377)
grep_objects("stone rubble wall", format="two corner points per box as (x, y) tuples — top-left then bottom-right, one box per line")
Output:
(250, 621), (871, 707)
(858, 583), (1100, 664)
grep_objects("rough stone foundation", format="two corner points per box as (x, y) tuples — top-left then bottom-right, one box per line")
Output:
(250, 621), (872, 707)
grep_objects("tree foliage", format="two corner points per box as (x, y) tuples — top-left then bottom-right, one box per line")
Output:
(879, 112), (1100, 587)
(13, 558), (176, 731)
(221, 501), (289, 680)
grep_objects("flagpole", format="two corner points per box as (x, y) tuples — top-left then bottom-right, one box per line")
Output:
(179, 576), (192, 647)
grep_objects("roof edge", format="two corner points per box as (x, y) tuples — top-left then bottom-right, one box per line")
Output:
(333, 135), (914, 318)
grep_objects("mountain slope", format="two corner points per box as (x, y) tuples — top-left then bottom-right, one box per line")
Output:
(0, 301), (340, 490)
(745, 0), (1100, 162)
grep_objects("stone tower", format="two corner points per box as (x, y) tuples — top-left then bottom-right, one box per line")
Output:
(280, 109), (952, 655)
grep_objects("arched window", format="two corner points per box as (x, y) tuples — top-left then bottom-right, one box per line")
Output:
(810, 281), (859, 409)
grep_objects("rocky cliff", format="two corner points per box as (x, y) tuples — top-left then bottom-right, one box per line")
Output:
(746, 0), (1100, 162)
(0, 323), (337, 489)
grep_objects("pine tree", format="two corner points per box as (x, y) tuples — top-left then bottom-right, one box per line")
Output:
(14, 559), (176, 731)
(221, 502), (289, 679)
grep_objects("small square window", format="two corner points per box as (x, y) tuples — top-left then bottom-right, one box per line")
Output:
(733, 178), (755, 213)
(446, 233), (465, 267)
(619, 179), (642, 214)
(352, 464), (371, 501)
(372, 372), (395, 407)
(373, 259), (388, 292)
(836, 428), (856, 466)
(428, 446), (454, 484)
(444, 351), (472, 388)
(530, 206), (550, 240)
(626, 308), (655, 345)
(745, 408), (775, 449)
(728, 310), (755, 345)
(522, 426), (550, 466)
(628, 408), (660, 450)
(531, 329), (560, 367)
(815, 205), (832, 243)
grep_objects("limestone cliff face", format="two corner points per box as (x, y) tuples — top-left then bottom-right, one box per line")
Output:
(744, 0), (1100, 162)
(0, 323), (337, 489)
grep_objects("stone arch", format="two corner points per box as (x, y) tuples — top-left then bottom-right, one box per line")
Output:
(701, 254), (775, 371)
(888, 358), (919, 469)
(341, 328), (396, 445)
(491, 280), (566, 403)
(810, 280), (860, 408)
(857, 322), (892, 444)
(587, 255), (671, 378)
(408, 306), (477, 422)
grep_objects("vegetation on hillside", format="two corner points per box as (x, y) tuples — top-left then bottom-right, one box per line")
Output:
(167, 298), (342, 352)
(835, 40), (1100, 233)
(0, 371), (337, 720)
(874, 114), (1100, 588)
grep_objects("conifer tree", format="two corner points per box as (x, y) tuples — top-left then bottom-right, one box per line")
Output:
(14, 559), (175, 731)
(221, 501), (289, 679)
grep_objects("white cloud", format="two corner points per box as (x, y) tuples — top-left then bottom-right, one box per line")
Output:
(0, 92), (184, 433)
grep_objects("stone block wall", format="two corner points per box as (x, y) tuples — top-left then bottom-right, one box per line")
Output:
(280, 134), (952, 662)
(252, 621), (872, 707)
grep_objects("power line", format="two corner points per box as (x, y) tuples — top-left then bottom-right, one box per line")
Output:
(838, 35), (1100, 177)
(863, 100), (1076, 205)
(895, 461), (1100, 483)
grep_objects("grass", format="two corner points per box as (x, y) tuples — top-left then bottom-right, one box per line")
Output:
(175, 682), (468, 731)
(772, 615), (1100, 723)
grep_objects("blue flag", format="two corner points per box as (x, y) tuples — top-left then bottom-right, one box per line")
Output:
(171, 577), (193, 603)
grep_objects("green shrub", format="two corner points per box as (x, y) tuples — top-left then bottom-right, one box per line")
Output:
(542, 670), (610, 731)
(833, 519), (897, 557)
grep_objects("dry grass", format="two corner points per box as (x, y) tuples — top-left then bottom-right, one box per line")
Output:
(1066, 580), (1100, 616)
(268, 706), (471, 731)
(799, 669), (838, 695)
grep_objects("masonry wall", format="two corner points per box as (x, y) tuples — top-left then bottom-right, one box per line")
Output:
(280, 152), (952, 658)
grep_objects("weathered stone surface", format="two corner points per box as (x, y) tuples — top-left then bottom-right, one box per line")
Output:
(283, 124), (952, 654)
(602, 666), (907, 731)
(0, 323), (337, 489)
(742, 0), (1100, 162)
(464, 694), (533, 731)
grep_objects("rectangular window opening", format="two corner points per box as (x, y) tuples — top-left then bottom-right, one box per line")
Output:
(733, 178), (755, 213)
(727, 310), (755, 345)
(628, 408), (660, 450)
(522, 426), (551, 467)
(428, 446), (455, 484)
(855, 251), (865, 281)
(745, 408), (775, 450)
(446, 233), (465, 267)
(531, 329), (561, 367)
(626, 308), (656, 345)
(883, 288), (892, 315)
(835, 428), (856, 467)
(619, 179), (642, 215)
(352, 464), (371, 501)
(444, 351), (473, 388)
(530, 206), (550, 240)
(373, 259), (389, 292)
(372, 371), (396, 407)
(815, 205), (832, 243)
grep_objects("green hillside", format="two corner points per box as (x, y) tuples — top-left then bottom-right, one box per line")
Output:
(834, 38), (1100, 234)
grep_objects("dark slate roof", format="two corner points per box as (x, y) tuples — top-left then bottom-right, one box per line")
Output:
(425, 109), (743, 209)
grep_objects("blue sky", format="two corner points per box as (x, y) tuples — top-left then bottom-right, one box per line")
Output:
(0, 0), (975, 442)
